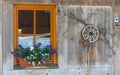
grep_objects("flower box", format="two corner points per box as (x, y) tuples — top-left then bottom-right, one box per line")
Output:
(11, 43), (56, 67)
(18, 58), (33, 67)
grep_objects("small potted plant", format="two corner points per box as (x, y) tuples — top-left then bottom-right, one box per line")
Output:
(11, 43), (56, 67)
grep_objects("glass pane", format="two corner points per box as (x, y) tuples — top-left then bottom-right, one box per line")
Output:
(36, 10), (50, 34)
(18, 36), (34, 48)
(36, 36), (51, 60)
(36, 36), (50, 48)
(18, 10), (34, 34)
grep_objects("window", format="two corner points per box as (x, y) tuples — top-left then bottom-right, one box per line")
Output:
(14, 4), (57, 67)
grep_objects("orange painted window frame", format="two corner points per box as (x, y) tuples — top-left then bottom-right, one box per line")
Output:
(14, 4), (57, 66)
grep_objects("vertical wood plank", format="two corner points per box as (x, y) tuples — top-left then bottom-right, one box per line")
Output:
(57, 5), (69, 68)
(0, 3), (3, 75)
(67, 6), (112, 67)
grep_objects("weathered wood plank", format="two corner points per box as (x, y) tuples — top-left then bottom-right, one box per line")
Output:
(115, 0), (120, 5)
(2, 4), (14, 69)
(57, 5), (69, 68)
(0, 3), (3, 75)
(92, 0), (113, 6)
(1, 0), (114, 5)
(52, 0), (113, 5)
(14, 0), (52, 3)
(113, 5), (120, 75)
(67, 7), (84, 66)
(1, 0), (52, 3)
(67, 6), (112, 67)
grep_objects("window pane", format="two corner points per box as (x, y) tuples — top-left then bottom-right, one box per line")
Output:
(36, 10), (50, 34)
(36, 36), (50, 48)
(18, 10), (34, 34)
(18, 36), (34, 48)
(36, 36), (51, 60)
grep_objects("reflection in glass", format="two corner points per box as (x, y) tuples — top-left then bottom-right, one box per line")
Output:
(18, 10), (34, 34)
(36, 36), (50, 48)
(36, 10), (50, 34)
(18, 36), (34, 48)
(36, 36), (51, 60)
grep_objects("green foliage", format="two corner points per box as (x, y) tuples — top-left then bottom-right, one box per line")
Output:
(11, 43), (56, 66)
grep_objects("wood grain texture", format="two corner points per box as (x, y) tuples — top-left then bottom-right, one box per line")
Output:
(115, 0), (120, 5)
(67, 7), (84, 66)
(67, 6), (112, 67)
(52, 0), (90, 5)
(3, 0), (13, 3)
(2, 4), (113, 69)
(3, 0), (52, 3)
(14, 0), (45, 3)
(57, 5), (68, 68)
(92, 0), (113, 5)
(1, 0), (115, 6)
(0, 3), (3, 75)
(52, 0), (113, 5)
(0, 1), (115, 75)
(113, 5), (120, 75)
(2, 4), (14, 69)
(0, 0), (3, 2)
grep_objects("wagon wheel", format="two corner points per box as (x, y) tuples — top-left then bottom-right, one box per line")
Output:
(82, 25), (99, 43)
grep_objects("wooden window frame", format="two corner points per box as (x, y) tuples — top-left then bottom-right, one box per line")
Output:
(14, 4), (57, 66)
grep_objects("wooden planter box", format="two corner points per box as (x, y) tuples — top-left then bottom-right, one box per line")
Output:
(18, 58), (33, 67)
(18, 58), (44, 67)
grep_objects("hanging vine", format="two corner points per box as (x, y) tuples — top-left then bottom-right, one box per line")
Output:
(68, 7), (115, 55)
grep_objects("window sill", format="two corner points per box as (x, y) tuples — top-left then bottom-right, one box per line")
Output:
(14, 64), (58, 70)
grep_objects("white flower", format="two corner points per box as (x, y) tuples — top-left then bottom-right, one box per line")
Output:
(38, 62), (41, 64)
(42, 54), (44, 56)
(33, 56), (37, 59)
(27, 56), (29, 59)
(30, 47), (34, 50)
(32, 62), (35, 66)
(27, 56), (32, 60)
(45, 53), (49, 56)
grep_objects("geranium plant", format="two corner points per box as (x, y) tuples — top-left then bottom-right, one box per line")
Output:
(11, 43), (56, 66)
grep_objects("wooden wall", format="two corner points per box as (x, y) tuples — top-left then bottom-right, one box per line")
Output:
(67, 6), (112, 67)
(0, 3), (3, 75)
(0, 0), (114, 5)
(58, 5), (113, 68)
(113, 2), (120, 75)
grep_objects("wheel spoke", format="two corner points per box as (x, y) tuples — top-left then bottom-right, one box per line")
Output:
(86, 36), (89, 40)
(92, 36), (95, 40)
(89, 36), (92, 42)
(87, 27), (90, 32)
(84, 34), (89, 37)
